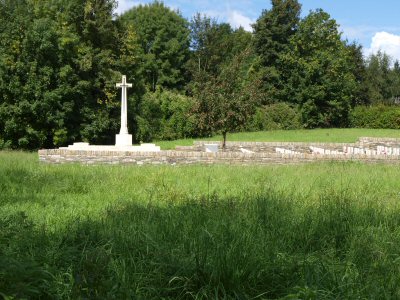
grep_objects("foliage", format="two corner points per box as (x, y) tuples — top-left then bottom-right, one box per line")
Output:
(3, 152), (400, 298)
(137, 90), (196, 141)
(362, 52), (400, 104)
(346, 42), (369, 106)
(1, 0), (400, 151)
(252, 0), (301, 101)
(187, 14), (252, 79)
(247, 102), (302, 131)
(279, 9), (356, 128)
(253, 0), (301, 67)
(119, 1), (190, 91)
(188, 14), (230, 77)
(350, 105), (400, 129)
(0, 137), (11, 150)
(193, 49), (263, 147)
(0, 0), (136, 149)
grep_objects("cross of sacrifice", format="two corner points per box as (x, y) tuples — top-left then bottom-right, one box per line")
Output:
(116, 75), (132, 135)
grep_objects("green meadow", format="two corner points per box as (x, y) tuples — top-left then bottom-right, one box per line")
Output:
(2, 146), (400, 299)
(2, 129), (400, 298)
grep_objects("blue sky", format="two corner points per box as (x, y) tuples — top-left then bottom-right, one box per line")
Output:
(116, 0), (400, 61)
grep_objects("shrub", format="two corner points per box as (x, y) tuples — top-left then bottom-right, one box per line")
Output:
(350, 105), (400, 129)
(247, 102), (302, 131)
(0, 137), (11, 150)
(137, 90), (197, 141)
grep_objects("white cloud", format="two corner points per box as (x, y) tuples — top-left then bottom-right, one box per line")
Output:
(227, 10), (254, 32)
(201, 9), (254, 32)
(365, 31), (400, 61)
(339, 24), (378, 41)
(115, 0), (143, 15)
(114, 1), (255, 32)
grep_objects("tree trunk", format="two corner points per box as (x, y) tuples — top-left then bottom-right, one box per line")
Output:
(222, 131), (227, 150)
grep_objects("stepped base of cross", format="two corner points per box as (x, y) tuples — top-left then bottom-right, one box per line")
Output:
(60, 141), (160, 152)
(116, 133), (132, 146)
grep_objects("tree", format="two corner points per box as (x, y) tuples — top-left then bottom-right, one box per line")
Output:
(61, 0), (123, 145)
(279, 9), (356, 127)
(119, 1), (190, 91)
(0, 0), (141, 149)
(253, 0), (301, 67)
(0, 0), (64, 149)
(362, 51), (400, 104)
(252, 0), (301, 100)
(188, 14), (251, 77)
(390, 60), (400, 103)
(345, 42), (369, 105)
(193, 49), (263, 148)
(137, 90), (196, 141)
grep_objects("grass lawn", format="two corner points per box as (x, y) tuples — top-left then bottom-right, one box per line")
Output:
(2, 149), (400, 298)
(156, 128), (400, 149)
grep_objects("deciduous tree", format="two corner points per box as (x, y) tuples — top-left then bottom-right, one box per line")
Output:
(279, 9), (356, 127)
(0, 0), (140, 149)
(194, 49), (263, 148)
(119, 1), (190, 91)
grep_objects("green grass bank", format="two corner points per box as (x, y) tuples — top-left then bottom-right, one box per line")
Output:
(156, 128), (400, 149)
(1, 150), (400, 298)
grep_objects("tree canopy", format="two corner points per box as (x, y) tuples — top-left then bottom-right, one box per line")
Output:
(119, 1), (190, 91)
(279, 10), (356, 127)
(253, 0), (301, 67)
(193, 49), (263, 148)
(0, 0), (400, 150)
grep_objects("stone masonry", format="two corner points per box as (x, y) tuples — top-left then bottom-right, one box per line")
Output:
(38, 137), (400, 166)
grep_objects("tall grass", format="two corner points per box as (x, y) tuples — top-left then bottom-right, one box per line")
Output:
(1, 151), (400, 298)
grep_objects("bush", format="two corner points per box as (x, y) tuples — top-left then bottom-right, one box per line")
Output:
(137, 90), (197, 141)
(350, 105), (400, 129)
(247, 102), (302, 131)
(0, 137), (11, 150)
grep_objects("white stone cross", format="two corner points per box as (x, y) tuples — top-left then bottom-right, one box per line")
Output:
(116, 75), (132, 135)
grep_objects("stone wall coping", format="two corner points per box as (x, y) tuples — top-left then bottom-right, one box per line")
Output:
(38, 148), (400, 161)
(193, 141), (354, 147)
(358, 137), (400, 143)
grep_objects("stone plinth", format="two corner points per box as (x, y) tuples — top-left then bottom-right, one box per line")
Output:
(60, 142), (160, 152)
(116, 133), (132, 146)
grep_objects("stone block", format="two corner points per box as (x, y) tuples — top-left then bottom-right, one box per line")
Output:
(115, 133), (132, 146)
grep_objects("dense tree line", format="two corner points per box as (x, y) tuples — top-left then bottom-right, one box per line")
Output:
(0, 0), (399, 149)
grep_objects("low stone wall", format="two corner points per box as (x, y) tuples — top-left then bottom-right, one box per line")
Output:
(358, 137), (400, 148)
(190, 141), (353, 153)
(38, 148), (400, 166)
(358, 137), (400, 144)
(179, 137), (400, 153)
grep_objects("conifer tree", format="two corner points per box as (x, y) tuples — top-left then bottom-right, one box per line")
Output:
(253, 0), (301, 67)
(252, 0), (301, 101)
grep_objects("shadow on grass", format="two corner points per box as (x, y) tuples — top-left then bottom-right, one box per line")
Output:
(2, 192), (400, 299)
